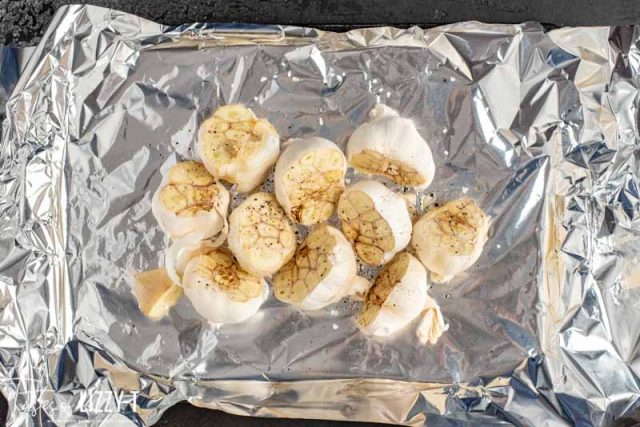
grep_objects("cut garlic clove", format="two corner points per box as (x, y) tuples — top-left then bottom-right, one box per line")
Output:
(182, 249), (268, 324)
(357, 252), (437, 340)
(416, 295), (447, 345)
(411, 197), (490, 283)
(336, 180), (412, 265)
(228, 192), (297, 277)
(347, 104), (435, 189)
(133, 268), (183, 320)
(273, 225), (369, 311)
(274, 137), (347, 226)
(151, 161), (230, 241)
(198, 104), (280, 192)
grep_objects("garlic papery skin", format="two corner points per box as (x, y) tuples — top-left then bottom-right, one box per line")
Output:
(347, 104), (435, 189)
(274, 137), (347, 226)
(198, 104), (280, 192)
(411, 197), (490, 283)
(151, 161), (230, 241)
(337, 179), (412, 265)
(182, 249), (269, 324)
(273, 225), (370, 311)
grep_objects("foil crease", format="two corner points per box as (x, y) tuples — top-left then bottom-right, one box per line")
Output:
(1, 4), (640, 426)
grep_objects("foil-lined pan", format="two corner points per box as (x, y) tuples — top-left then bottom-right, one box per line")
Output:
(1, 4), (640, 426)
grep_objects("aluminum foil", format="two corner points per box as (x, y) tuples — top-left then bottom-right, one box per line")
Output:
(1, 4), (640, 426)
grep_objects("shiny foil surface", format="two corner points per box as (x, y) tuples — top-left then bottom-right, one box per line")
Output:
(1, 4), (640, 426)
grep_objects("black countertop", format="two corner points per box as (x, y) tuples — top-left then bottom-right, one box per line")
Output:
(2, 0), (640, 426)
(3, 0), (640, 45)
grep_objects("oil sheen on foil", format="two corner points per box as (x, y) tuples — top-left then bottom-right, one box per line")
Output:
(1, 4), (639, 426)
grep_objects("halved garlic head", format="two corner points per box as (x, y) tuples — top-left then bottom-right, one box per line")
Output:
(347, 104), (435, 189)
(151, 161), (230, 240)
(337, 180), (412, 265)
(198, 104), (280, 192)
(357, 252), (444, 343)
(182, 249), (268, 324)
(165, 237), (220, 285)
(133, 268), (183, 320)
(274, 137), (347, 225)
(411, 198), (490, 283)
(273, 225), (369, 311)
(228, 192), (296, 276)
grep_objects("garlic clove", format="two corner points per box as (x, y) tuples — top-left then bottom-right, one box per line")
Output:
(133, 268), (183, 320)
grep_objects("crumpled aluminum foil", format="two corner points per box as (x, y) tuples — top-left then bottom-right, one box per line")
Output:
(1, 4), (640, 426)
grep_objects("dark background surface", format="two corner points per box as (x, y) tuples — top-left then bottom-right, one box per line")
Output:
(2, 0), (640, 426)
(4, 0), (640, 45)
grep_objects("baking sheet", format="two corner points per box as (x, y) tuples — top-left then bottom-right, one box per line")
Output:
(0, 5), (639, 426)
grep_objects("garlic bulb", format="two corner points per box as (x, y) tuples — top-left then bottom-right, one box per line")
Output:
(165, 235), (222, 285)
(133, 268), (183, 320)
(273, 225), (369, 311)
(411, 198), (490, 283)
(347, 104), (435, 189)
(151, 161), (230, 241)
(227, 192), (297, 277)
(337, 180), (412, 265)
(274, 137), (347, 225)
(182, 249), (268, 324)
(357, 252), (445, 344)
(198, 104), (280, 192)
